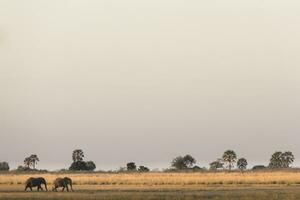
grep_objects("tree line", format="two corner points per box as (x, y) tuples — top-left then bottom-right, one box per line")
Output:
(170, 150), (294, 171)
(0, 149), (295, 172)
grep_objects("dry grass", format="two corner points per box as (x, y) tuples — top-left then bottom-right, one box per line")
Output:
(2, 172), (300, 199)
(1, 171), (300, 186)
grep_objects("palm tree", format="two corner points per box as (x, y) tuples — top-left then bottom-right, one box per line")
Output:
(222, 150), (237, 170)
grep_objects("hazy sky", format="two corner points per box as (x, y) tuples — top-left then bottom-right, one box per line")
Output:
(1, 0), (300, 170)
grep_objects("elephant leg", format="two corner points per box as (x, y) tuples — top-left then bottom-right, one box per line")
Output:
(70, 184), (74, 192)
(66, 185), (69, 192)
(62, 186), (65, 192)
(30, 187), (32, 191)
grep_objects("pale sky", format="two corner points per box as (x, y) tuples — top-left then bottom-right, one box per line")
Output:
(1, 0), (300, 170)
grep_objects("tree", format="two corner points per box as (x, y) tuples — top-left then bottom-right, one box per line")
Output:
(269, 151), (283, 169)
(183, 155), (196, 168)
(127, 162), (137, 171)
(209, 159), (224, 170)
(171, 155), (196, 170)
(24, 154), (39, 169)
(69, 149), (96, 171)
(138, 166), (150, 172)
(237, 158), (248, 171)
(269, 151), (294, 169)
(29, 155), (39, 169)
(0, 162), (9, 171)
(24, 157), (31, 169)
(86, 161), (96, 171)
(171, 156), (185, 170)
(281, 151), (294, 168)
(222, 150), (237, 170)
(72, 149), (84, 162)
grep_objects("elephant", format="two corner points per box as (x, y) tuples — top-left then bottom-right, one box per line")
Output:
(52, 177), (74, 192)
(25, 177), (48, 191)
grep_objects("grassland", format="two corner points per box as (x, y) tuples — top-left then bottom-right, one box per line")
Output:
(1, 171), (300, 199)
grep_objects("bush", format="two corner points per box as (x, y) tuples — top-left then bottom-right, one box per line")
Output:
(15, 165), (47, 172)
(16, 166), (31, 171)
(138, 166), (150, 172)
(69, 161), (88, 171)
(86, 161), (96, 171)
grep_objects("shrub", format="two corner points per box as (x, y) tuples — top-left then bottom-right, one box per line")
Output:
(86, 161), (96, 171)
(138, 166), (150, 172)
(69, 161), (88, 171)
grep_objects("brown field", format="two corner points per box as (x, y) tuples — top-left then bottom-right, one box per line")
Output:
(1, 171), (300, 199)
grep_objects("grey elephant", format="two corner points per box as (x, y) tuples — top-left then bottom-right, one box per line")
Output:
(52, 177), (74, 192)
(25, 177), (48, 191)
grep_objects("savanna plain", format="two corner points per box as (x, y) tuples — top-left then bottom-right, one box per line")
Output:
(1, 171), (300, 199)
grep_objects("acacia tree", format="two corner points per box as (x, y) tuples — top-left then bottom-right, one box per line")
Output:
(237, 158), (248, 171)
(222, 150), (237, 170)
